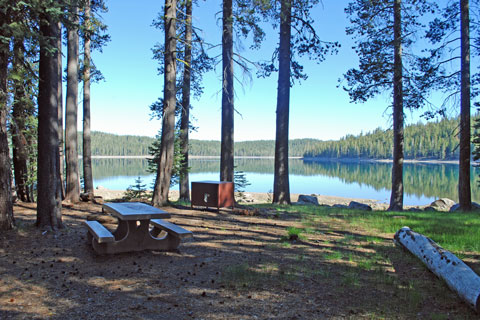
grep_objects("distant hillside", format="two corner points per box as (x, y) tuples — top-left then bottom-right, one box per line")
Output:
(80, 131), (155, 156)
(81, 132), (321, 157)
(189, 139), (321, 157)
(81, 117), (465, 159)
(304, 117), (461, 160)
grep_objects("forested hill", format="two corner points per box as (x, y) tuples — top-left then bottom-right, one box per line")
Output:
(85, 132), (155, 156)
(83, 132), (318, 157)
(189, 139), (320, 157)
(304, 118), (461, 160)
(85, 118), (462, 159)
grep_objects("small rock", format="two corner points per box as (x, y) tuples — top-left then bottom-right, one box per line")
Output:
(348, 201), (372, 211)
(450, 202), (480, 212)
(449, 204), (460, 212)
(93, 196), (104, 205)
(80, 193), (94, 202)
(430, 198), (456, 211)
(424, 206), (437, 212)
(406, 207), (423, 212)
(332, 204), (348, 209)
(297, 194), (319, 206)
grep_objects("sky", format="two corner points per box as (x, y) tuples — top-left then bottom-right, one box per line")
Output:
(82, 0), (432, 141)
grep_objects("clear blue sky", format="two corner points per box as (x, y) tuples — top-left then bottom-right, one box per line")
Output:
(84, 0), (431, 141)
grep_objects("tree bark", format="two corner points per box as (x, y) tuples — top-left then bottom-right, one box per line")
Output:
(57, 21), (65, 200)
(459, 0), (472, 211)
(220, 0), (234, 183)
(37, 15), (63, 230)
(179, 0), (192, 202)
(83, 0), (94, 200)
(11, 38), (30, 202)
(388, 0), (404, 211)
(395, 227), (480, 312)
(0, 11), (14, 230)
(152, 0), (177, 207)
(273, 0), (291, 205)
(65, 3), (80, 203)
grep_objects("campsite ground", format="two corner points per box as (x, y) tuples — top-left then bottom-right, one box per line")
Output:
(0, 192), (478, 319)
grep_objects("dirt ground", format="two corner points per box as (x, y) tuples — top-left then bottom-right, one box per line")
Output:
(1, 197), (479, 319)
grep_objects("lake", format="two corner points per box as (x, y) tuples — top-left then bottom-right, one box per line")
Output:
(91, 158), (480, 206)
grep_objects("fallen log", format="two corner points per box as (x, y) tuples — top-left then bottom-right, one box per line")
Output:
(394, 226), (480, 312)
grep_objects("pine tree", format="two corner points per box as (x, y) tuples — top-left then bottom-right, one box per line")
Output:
(417, 0), (477, 211)
(152, 0), (177, 206)
(37, 3), (63, 230)
(0, 2), (14, 230)
(151, 0), (214, 203)
(343, 0), (433, 211)
(258, 0), (339, 204)
(65, 0), (81, 203)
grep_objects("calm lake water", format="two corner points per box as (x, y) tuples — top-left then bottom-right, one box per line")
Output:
(92, 158), (480, 206)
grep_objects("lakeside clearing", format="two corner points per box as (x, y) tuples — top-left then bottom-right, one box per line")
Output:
(3, 198), (479, 318)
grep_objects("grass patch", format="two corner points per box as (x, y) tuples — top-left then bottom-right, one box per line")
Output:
(265, 203), (480, 254)
(287, 226), (305, 239)
(364, 235), (384, 243)
(340, 234), (355, 243)
(324, 251), (343, 261)
(352, 210), (480, 253)
(357, 258), (374, 271)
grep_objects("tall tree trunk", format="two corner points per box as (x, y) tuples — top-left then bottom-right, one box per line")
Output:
(57, 21), (65, 200)
(11, 38), (30, 202)
(37, 15), (63, 230)
(83, 0), (94, 200)
(459, 0), (472, 211)
(273, 0), (291, 205)
(179, 0), (192, 201)
(152, 0), (177, 207)
(0, 11), (14, 230)
(220, 0), (234, 183)
(65, 3), (80, 203)
(388, 0), (404, 211)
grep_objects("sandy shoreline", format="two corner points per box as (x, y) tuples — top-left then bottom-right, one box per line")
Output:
(94, 188), (391, 210)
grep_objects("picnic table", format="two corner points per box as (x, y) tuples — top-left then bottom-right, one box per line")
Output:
(84, 202), (192, 254)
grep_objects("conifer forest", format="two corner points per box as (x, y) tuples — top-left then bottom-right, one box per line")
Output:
(2, 0), (480, 229)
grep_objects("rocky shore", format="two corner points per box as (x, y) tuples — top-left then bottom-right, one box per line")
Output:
(94, 186), (470, 211)
(94, 186), (385, 207)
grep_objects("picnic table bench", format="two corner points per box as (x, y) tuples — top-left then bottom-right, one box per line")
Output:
(84, 202), (192, 255)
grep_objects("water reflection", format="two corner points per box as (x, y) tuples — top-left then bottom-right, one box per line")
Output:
(91, 158), (480, 205)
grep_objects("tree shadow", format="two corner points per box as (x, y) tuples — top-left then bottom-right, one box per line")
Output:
(1, 202), (479, 319)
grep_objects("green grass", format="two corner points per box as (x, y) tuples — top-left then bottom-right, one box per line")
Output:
(340, 234), (355, 243)
(357, 258), (374, 271)
(257, 203), (480, 254)
(350, 210), (480, 253)
(324, 251), (343, 260)
(216, 203), (480, 318)
(286, 226), (303, 236)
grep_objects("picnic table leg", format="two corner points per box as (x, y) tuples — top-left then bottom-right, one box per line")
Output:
(86, 230), (93, 244)
(112, 219), (128, 240)
(149, 226), (181, 250)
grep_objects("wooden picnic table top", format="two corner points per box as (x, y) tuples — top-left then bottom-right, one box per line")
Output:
(103, 202), (171, 221)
